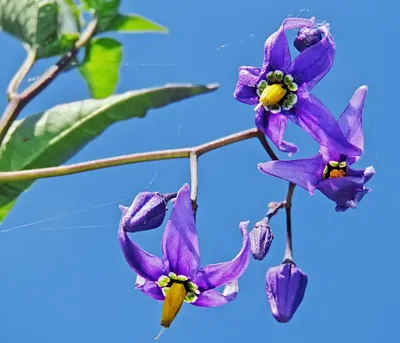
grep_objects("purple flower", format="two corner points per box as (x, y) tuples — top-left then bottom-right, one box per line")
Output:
(234, 17), (361, 157)
(119, 184), (250, 335)
(249, 219), (274, 260)
(119, 192), (176, 232)
(258, 86), (375, 212)
(266, 262), (308, 323)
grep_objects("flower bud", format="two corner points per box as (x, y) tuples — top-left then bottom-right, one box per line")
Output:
(120, 192), (176, 232)
(265, 262), (308, 323)
(249, 220), (274, 260)
(293, 27), (323, 52)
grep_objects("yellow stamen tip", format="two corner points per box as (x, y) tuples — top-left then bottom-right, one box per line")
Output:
(259, 84), (286, 106)
(154, 327), (166, 340)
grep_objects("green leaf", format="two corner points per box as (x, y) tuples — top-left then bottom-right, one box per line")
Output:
(0, 0), (59, 47)
(36, 32), (79, 58)
(0, 199), (17, 224)
(81, 0), (120, 31)
(106, 14), (167, 34)
(0, 83), (219, 222)
(79, 37), (123, 99)
(0, 0), (81, 59)
(56, 0), (81, 32)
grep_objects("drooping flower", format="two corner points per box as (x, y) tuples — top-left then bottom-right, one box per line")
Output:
(266, 261), (308, 323)
(118, 184), (250, 338)
(234, 17), (361, 157)
(258, 86), (375, 212)
(119, 191), (176, 232)
(249, 218), (274, 260)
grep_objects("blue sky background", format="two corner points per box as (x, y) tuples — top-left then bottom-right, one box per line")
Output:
(0, 0), (394, 342)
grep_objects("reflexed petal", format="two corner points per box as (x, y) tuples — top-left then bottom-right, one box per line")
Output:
(295, 91), (362, 156)
(258, 154), (325, 195)
(255, 108), (298, 155)
(337, 86), (368, 164)
(238, 66), (262, 87)
(192, 222), (250, 291)
(192, 281), (239, 307)
(135, 275), (164, 301)
(234, 83), (259, 105)
(290, 24), (335, 90)
(119, 205), (128, 215)
(263, 17), (315, 73)
(317, 166), (375, 212)
(162, 184), (200, 278)
(118, 220), (166, 281)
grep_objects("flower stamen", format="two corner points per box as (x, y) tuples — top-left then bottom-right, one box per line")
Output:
(160, 282), (186, 328)
(259, 84), (287, 106)
(322, 160), (347, 179)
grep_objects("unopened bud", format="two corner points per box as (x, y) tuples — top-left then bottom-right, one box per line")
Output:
(120, 192), (176, 232)
(265, 261), (308, 323)
(293, 27), (323, 52)
(249, 220), (274, 260)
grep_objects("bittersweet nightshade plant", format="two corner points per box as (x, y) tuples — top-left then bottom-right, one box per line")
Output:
(118, 184), (250, 338)
(258, 86), (375, 211)
(0, 1), (376, 338)
(119, 191), (177, 232)
(266, 261), (308, 323)
(234, 17), (361, 156)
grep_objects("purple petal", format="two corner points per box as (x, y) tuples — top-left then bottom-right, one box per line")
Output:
(234, 83), (259, 105)
(118, 219), (166, 281)
(317, 166), (375, 212)
(266, 263), (308, 323)
(119, 205), (128, 215)
(192, 221), (250, 291)
(294, 91), (362, 156)
(161, 184), (200, 278)
(290, 24), (335, 90)
(258, 154), (325, 195)
(135, 275), (164, 301)
(192, 281), (239, 307)
(263, 17), (315, 73)
(337, 86), (368, 164)
(238, 66), (262, 87)
(255, 107), (298, 155)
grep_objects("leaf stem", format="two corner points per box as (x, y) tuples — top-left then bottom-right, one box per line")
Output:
(283, 182), (296, 262)
(0, 18), (98, 146)
(0, 128), (277, 182)
(7, 46), (37, 101)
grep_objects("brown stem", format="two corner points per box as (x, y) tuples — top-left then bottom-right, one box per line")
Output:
(283, 182), (296, 263)
(0, 18), (98, 146)
(0, 128), (277, 182)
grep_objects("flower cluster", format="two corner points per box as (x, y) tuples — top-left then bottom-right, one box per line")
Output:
(117, 16), (375, 338)
(234, 17), (375, 213)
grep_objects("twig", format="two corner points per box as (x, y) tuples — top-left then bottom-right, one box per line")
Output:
(0, 128), (276, 182)
(283, 182), (296, 262)
(0, 18), (98, 146)
(189, 152), (199, 218)
(7, 46), (37, 100)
